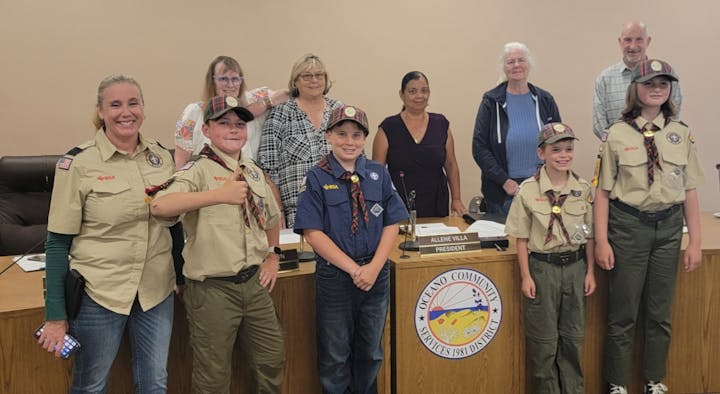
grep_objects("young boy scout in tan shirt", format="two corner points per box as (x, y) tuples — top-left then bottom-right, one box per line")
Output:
(505, 122), (596, 394)
(150, 95), (284, 394)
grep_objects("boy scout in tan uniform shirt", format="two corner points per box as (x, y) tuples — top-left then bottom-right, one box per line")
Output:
(161, 146), (280, 280)
(48, 129), (175, 314)
(152, 95), (284, 394)
(505, 122), (595, 394)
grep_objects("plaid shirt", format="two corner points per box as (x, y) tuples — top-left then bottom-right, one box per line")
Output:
(258, 96), (342, 227)
(593, 60), (682, 139)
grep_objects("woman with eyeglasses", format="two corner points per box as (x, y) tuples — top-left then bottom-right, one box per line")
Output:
(372, 71), (467, 218)
(173, 55), (290, 168)
(258, 53), (343, 227)
(472, 42), (562, 219)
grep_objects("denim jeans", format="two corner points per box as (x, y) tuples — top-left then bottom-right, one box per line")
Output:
(486, 194), (513, 219)
(69, 292), (174, 394)
(316, 261), (390, 394)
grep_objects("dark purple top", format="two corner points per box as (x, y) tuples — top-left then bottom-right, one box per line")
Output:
(379, 113), (449, 217)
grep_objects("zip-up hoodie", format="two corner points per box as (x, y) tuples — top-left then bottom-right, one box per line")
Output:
(471, 81), (561, 207)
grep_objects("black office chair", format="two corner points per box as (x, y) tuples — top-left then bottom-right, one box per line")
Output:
(0, 155), (62, 255)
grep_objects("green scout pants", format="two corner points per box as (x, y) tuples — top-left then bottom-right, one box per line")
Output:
(603, 203), (683, 385)
(525, 254), (587, 394)
(185, 271), (285, 394)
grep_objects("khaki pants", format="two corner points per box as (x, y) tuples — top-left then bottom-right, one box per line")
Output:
(185, 271), (285, 394)
(524, 254), (587, 394)
(603, 203), (683, 384)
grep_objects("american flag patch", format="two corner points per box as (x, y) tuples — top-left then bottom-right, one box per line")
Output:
(57, 157), (74, 170)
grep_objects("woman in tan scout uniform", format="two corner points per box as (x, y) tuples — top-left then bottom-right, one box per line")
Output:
(151, 96), (284, 394)
(594, 59), (703, 394)
(505, 122), (596, 394)
(37, 74), (177, 392)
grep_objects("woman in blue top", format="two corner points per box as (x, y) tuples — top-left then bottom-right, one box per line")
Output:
(472, 42), (562, 219)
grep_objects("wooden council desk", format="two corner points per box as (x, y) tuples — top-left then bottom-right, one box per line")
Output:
(1, 213), (719, 393)
(388, 213), (720, 394)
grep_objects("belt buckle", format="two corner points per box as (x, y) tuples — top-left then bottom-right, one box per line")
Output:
(644, 211), (658, 221)
(557, 254), (571, 265)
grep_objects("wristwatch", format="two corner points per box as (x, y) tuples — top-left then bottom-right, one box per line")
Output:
(267, 246), (282, 255)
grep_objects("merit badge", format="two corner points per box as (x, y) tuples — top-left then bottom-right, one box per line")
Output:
(553, 123), (566, 132)
(651, 60), (663, 71)
(551, 205), (562, 214)
(571, 190), (581, 197)
(369, 171), (379, 181)
(248, 167), (260, 181)
(350, 174), (360, 183)
(226, 96), (238, 107)
(666, 132), (681, 144)
(344, 107), (356, 117)
(370, 203), (384, 217)
(146, 151), (162, 167)
(572, 230), (584, 242)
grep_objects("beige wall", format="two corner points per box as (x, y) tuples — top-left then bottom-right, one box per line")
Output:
(2, 1), (719, 211)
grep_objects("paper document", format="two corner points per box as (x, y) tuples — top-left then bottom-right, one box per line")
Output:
(13, 254), (46, 272)
(415, 223), (462, 236)
(280, 229), (301, 245)
(465, 220), (506, 238)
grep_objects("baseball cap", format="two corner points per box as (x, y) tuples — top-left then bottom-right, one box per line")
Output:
(327, 105), (369, 135)
(632, 59), (679, 83)
(203, 95), (254, 124)
(538, 122), (578, 147)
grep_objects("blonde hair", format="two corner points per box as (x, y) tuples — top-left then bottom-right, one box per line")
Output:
(93, 74), (144, 130)
(287, 53), (333, 97)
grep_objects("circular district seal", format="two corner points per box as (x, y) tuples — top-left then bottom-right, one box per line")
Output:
(414, 268), (503, 359)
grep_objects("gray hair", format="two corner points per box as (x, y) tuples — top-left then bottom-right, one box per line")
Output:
(497, 42), (535, 83)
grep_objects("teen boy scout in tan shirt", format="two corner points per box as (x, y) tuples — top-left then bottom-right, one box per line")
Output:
(598, 115), (703, 211)
(48, 129), (175, 314)
(505, 122), (594, 393)
(158, 147), (280, 280)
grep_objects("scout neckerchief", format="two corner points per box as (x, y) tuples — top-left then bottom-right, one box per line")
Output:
(317, 155), (368, 234)
(199, 145), (266, 229)
(627, 117), (667, 186)
(534, 169), (572, 245)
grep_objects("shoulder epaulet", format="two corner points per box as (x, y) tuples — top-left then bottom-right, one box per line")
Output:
(178, 155), (203, 171)
(155, 141), (169, 151)
(65, 141), (94, 156)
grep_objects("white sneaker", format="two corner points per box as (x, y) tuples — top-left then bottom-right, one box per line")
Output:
(645, 381), (668, 394)
(609, 383), (627, 394)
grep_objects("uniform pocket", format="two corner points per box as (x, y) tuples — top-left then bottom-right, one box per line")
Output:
(84, 180), (139, 224)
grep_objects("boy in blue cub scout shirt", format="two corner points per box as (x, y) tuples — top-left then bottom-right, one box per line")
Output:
(294, 105), (408, 394)
(505, 122), (596, 394)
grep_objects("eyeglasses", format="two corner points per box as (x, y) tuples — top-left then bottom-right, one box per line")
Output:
(298, 72), (326, 82)
(504, 58), (527, 66)
(214, 75), (244, 86)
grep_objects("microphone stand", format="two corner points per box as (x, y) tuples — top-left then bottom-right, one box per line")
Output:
(398, 172), (419, 252)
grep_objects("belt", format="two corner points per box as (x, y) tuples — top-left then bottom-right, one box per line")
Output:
(611, 200), (682, 223)
(530, 246), (585, 266)
(207, 265), (259, 284)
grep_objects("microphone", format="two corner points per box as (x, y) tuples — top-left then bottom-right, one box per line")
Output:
(398, 171), (419, 252)
(0, 235), (47, 277)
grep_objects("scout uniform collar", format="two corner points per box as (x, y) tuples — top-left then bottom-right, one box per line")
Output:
(534, 166), (581, 245)
(317, 153), (369, 234)
(94, 129), (153, 162)
(535, 166), (582, 196)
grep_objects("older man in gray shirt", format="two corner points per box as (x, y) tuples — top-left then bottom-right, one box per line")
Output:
(592, 20), (682, 140)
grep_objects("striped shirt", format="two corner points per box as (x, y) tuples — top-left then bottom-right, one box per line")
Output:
(592, 60), (682, 140)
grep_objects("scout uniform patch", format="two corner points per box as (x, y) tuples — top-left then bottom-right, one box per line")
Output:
(146, 151), (163, 167)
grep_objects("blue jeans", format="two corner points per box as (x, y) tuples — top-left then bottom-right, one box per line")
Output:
(316, 261), (390, 394)
(486, 195), (513, 219)
(69, 292), (174, 394)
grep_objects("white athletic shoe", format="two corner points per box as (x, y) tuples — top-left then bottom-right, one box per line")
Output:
(645, 381), (668, 394)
